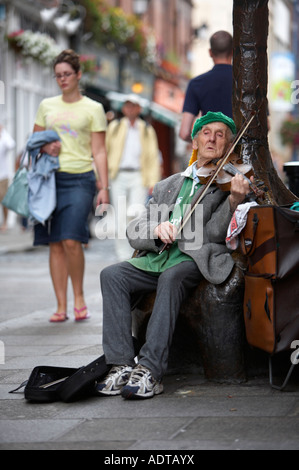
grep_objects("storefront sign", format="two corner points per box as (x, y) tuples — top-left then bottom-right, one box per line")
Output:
(120, 61), (154, 101)
(81, 46), (119, 91)
(154, 79), (185, 114)
(270, 52), (295, 112)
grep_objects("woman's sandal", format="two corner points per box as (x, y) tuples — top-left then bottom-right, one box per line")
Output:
(74, 306), (90, 322)
(49, 312), (69, 323)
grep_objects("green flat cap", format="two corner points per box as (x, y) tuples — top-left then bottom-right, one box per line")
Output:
(191, 111), (236, 139)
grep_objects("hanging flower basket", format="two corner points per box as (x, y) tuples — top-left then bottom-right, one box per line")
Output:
(6, 30), (61, 66)
(6, 29), (26, 55)
(82, 0), (157, 65)
(80, 54), (98, 74)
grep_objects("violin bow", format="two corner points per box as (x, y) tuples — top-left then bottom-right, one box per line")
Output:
(159, 111), (256, 254)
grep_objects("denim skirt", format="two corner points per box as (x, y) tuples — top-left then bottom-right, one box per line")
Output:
(34, 171), (96, 245)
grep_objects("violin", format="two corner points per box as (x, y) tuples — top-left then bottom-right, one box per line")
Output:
(197, 152), (265, 200)
(158, 111), (260, 255)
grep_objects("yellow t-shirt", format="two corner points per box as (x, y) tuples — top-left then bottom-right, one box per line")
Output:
(34, 95), (107, 173)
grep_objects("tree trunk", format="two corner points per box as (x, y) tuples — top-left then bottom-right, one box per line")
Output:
(132, 1), (298, 383)
(233, 0), (297, 206)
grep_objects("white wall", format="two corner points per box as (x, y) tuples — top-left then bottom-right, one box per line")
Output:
(190, 0), (233, 77)
(189, 0), (295, 177)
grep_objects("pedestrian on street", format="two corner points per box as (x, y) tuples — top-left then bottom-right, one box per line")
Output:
(33, 49), (109, 323)
(179, 31), (233, 142)
(0, 124), (16, 231)
(106, 94), (161, 261)
(96, 111), (252, 399)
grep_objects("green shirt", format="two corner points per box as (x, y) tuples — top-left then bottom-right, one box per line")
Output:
(127, 173), (202, 275)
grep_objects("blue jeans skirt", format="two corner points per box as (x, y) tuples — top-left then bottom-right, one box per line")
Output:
(34, 171), (96, 246)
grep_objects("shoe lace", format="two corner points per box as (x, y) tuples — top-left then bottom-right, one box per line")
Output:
(108, 365), (128, 378)
(129, 365), (150, 384)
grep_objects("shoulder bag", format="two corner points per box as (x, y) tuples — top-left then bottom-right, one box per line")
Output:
(2, 151), (29, 218)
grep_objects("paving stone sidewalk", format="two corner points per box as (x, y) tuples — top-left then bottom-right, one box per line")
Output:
(0, 226), (298, 452)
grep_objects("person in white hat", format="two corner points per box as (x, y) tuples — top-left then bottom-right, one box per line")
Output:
(106, 94), (161, 260)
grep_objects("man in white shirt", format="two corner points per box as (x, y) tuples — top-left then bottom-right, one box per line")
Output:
(106, 94), (161, 260)
(0, 125), (16, 231)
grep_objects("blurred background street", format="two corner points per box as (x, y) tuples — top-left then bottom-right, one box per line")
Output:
(1, 0), (299, 205)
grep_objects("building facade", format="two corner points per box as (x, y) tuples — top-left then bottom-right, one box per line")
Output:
(0, 0), (298, 189)
(0, 0), (193, 181)
(190, 0), (298, 173)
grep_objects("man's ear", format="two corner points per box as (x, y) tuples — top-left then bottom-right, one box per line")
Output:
(192, 139), (198, 150)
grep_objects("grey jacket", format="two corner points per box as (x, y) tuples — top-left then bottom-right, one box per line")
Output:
(127, 172), (234, 285)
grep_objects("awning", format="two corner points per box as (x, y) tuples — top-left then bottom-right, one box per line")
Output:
(150, 102), (179, 128)
(105, 91), (180, 128)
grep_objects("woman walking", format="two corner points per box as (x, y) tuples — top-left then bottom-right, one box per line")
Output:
(33, 49), (109, 322)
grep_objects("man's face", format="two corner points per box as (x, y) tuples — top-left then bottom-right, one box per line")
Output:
(122, 101), (141, 120)
(193, 122), (231, 165)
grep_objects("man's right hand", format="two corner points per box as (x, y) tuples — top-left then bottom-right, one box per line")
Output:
(154, 221), (178, 245)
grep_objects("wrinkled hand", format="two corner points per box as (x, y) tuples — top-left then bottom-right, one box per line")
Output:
(154, 221), (178, 245)
(229, 173), (253, 211)
(41, 140), (61, 157)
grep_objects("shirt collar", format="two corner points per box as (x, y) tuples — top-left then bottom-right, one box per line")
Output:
(181, 162), (200, 183)
(181, 162), (201, 197)
(125, 117), (139, 129)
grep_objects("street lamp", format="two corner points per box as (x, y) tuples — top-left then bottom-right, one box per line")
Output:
(40, 0), (86, 35)
(193, 23), (208, 40)
(133, 0), (149, 16)
(40, 7), (59, 23)
(65, 5), (86, 35)
(54, 12), (71, 31)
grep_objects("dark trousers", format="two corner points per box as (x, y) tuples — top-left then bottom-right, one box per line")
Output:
(100, 260), (203, 380)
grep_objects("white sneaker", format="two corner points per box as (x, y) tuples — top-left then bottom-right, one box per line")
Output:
(95, 365), (133, 396)
(121, 364), (164, 399)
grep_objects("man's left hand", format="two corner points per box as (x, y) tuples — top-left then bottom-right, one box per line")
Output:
(229, 173), (253, 211)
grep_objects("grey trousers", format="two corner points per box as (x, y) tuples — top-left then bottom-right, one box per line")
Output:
(100, 260), (203, 380)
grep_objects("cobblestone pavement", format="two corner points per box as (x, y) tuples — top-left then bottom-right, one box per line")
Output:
(0, 225), (298, 451)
